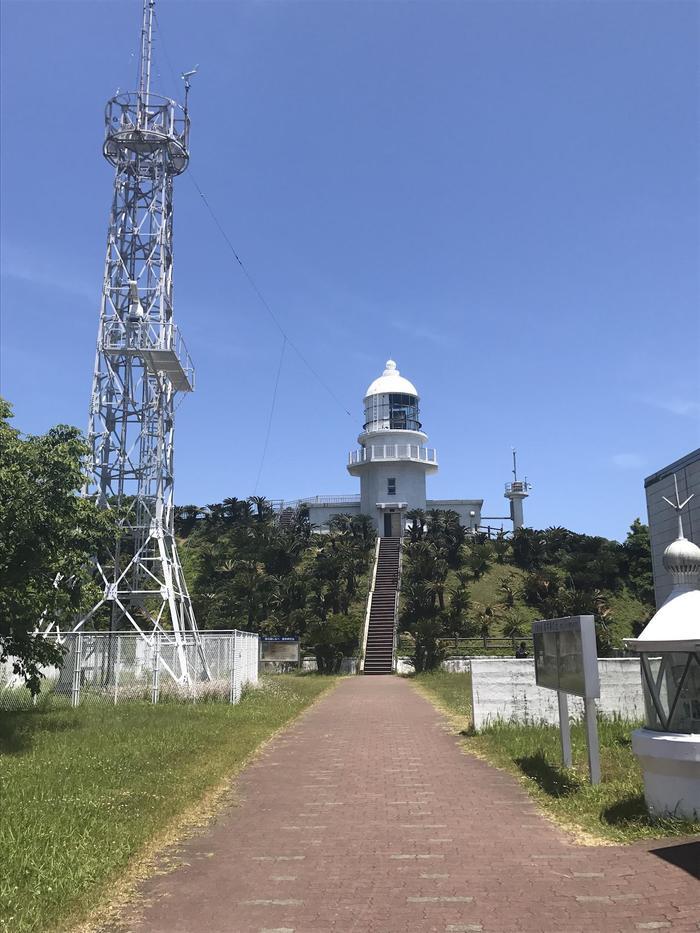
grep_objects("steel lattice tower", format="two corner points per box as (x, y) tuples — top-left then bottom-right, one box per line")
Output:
(75, 0), (204, 682)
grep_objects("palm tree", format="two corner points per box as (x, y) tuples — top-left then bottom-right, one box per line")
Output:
(329, 513), (353, 535)
(423, 578), (446, 610)
(174, 504), (204, 537)
(405, 509), (426, 542)
(206, 502), (225, 525)
(222, 497), (242, 525)
(498, 575), (519, 608)
(249, 495), (273, 523)
(350, 513), (376, 548)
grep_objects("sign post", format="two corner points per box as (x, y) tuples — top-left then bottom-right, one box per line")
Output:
(532, 615), (601, 785)
(557, 691), (572, 768)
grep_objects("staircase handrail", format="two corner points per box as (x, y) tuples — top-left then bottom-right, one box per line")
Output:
(359, 537), (381, 673)
(392, 538), (403, 672)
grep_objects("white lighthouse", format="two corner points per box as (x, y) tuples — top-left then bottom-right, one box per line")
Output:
(347, 360), (438, 536)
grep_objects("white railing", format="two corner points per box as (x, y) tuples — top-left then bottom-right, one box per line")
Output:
(348, 445), (438, 466)
(102, 320), (194, 390)
(392, 540), (404, 672)
(505, 481), (531, 494)
(359, 538), (381, 673)
(0, 631), (259, 709)
(271, 495), (361, 511)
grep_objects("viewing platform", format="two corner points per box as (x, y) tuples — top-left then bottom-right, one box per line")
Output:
(505, 481), (531, 495)
(102, 320), (194, 392)
(348, 444), (438, 468)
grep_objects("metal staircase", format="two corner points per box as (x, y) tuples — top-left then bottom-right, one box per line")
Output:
(361, 537), (401, 675)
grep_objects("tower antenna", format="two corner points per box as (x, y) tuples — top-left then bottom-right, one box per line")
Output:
(137, 0), (155, 123)
(662, 473), (694, 539)
(48, 0), (207, 684)
(181, 65), (199, 116)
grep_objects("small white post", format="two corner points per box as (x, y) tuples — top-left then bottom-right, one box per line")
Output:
(229, 632), (236, 704)
(113, 634), (121, 705)
(151, 632), (160, 704)
(71, 634), (82, 708)
(584, 697), (601, 785)
(557, 690), (572, 768)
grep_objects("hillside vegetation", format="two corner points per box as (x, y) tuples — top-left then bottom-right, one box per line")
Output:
(176, 500), (654, 672)
(399, 509), (654, 670)
(175, 500), (375, 671)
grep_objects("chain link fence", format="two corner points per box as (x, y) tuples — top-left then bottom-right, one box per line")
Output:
(0, 630), (259, 710)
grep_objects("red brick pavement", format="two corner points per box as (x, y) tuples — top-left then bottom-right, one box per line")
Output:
(122, 676), (699, 933)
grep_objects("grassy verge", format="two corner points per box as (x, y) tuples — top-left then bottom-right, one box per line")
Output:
(0, 674), (336, 933)
(413, 671), (700, 844)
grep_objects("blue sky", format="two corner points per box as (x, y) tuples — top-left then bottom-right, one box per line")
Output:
(1, 0), (698, 541)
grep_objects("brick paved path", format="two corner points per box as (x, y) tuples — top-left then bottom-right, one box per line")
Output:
(124, 677), (699, 933)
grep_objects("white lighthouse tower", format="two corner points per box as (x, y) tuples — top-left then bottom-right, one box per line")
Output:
(347, 360), (438, 536)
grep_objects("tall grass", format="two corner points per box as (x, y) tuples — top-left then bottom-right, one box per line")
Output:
(413, 672), (700, 842)
(0, 675), (335, 933)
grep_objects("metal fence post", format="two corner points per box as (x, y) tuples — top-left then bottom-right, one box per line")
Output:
(151, 632), (160, 704)
(229, 632), (235, 704)
(114, 634), (121, 705)
(71, 634), (82, 708)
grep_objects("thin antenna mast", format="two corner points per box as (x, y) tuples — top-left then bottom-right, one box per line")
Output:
(138, 0), (155, 119)
(662, 474), (695, 539)
(512, 448), (518, 482)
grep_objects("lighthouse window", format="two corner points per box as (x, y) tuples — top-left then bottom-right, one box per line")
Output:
(363, 393), (422, 432)
(387, 478), (396, 496)
(389, 394), (420, 431)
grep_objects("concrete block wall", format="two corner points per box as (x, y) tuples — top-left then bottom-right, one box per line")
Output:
(645, 449), (700, 606)
(470, 658), (644, 729)
(306, 502), (361, 531)
(427, 500), (483, 530)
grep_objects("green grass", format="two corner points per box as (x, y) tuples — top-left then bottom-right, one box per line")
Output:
(413, 671), (700, 843)
(0, 675), (336, 933)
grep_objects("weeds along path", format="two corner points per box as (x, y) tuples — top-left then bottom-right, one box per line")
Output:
(116, 676), (698, 933)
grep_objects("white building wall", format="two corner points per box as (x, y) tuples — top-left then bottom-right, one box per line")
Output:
(307, 502), (361, 531)
(361, 460), (428, 530)
(645, 449), (700, 606)
(470, 658), (644, 729)
(427, 499), (483, 529)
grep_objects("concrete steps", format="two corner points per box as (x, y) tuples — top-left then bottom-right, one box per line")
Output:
(363, 537), (401, 675)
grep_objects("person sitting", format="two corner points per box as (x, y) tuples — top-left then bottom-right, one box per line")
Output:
(515, 641), (528, 659)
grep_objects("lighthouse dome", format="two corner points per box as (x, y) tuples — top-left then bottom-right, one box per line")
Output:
(365, 360), (418, 398)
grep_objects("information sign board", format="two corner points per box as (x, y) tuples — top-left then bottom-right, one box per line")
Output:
(533, 615), (599, 698)
(531, 615), (601, 785)
(260, 637), (300, 664)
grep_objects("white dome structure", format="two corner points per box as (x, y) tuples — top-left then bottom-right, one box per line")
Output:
(364, 360), (419, 398)
(629, 524), (700, 650)
(626, 482), (700, 821)
(662, 536), (700, 582)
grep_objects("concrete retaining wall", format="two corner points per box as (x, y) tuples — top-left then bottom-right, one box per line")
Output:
(395, 657), (471, 675)
(470, 657), (644, 729)
(301, 658), (359, 675)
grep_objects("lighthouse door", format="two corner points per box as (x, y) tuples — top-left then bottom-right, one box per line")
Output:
(384, 512), (400, 537)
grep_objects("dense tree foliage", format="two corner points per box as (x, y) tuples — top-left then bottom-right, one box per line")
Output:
(176, 503), (375, 671)
(0, 401), (117, 693)
(400, 514), (656, 669)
